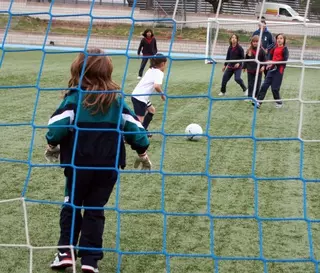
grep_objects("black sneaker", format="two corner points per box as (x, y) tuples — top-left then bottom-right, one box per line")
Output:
(145, 130), (152, 138)
(50, 252), (74, 269)
(252, 102), (261, 109)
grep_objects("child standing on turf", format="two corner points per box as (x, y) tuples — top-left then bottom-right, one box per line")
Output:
(256, 33), (289, 108)
(137, 29), (158, 79)
(131, 53), (167, 136)
(243, 35), (266, 99)
(45, 48), (151, 273)
(219, 34), (248, 96)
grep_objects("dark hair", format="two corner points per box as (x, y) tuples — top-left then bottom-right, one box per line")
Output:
(260, 19), (266, 25)
(142, 28), (154, 38)
(276, 33), (286, 46)
(229, 34), (239, 46)
(149, 53), (167, 68)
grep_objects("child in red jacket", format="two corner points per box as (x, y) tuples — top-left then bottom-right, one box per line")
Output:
(256, 33), (289, 108)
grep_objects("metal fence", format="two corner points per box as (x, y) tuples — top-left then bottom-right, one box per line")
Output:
(26, 0), (320, 21)
(27, 0), (127, 5)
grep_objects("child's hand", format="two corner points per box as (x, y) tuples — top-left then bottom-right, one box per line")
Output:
(234, 63), (240, 69)
(161, 94), (166, 101)
(134, 153), (152, 171)
(222, 66), (226, 72)
(44, 145), (60, 162)
(266, 64), (272, 70)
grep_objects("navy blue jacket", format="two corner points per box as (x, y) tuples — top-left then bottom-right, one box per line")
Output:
(268, 46), (289, 74)
(252, 28), (275, 52)
(224, 44), (245, 68)
(137, 37), (158, 56)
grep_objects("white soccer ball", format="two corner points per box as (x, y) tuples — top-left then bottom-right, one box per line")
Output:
(185, 123), (203, 141)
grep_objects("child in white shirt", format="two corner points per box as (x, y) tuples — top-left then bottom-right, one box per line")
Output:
(131, 54), (167, 136)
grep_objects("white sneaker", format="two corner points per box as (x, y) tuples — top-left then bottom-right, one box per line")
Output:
(82, 265), (99, 273)
(137, 76), (142, 80)
(244, 89), (248, 96)
(218, 92), (225, 96)
(275, 103), (283, 108)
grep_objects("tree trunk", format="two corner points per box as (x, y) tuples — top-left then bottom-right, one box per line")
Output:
(146, 0), (153, 9)
(213, 1), (219, 13)
(204, 0), (227, 14)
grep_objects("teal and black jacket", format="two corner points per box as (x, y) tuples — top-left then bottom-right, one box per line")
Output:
(46, 90), (149, 169)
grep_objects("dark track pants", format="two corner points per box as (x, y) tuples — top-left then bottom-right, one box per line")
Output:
(138, 58), (149, 77)
(247, 72), (262, 98)
(220, 67), (247, 94)
(257, 70), (284, 104)
(58, 168), (118, 268)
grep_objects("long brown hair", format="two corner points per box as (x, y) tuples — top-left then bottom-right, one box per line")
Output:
(247, 35), (259, 56)
(229, 33), (239, 46)
(276, 33), (286, 46)
(67, 48), (120, 115)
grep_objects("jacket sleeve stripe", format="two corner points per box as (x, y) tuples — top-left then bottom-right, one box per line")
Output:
(50, 103), (76, 117)
(121, 107), (141, 121)
(121, 113), (144, 129)
(48, 110), (75, 125)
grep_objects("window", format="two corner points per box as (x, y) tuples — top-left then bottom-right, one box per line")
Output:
(279, 8), (292, 17)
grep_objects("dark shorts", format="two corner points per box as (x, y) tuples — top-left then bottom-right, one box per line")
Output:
(131, 97), (152, 116)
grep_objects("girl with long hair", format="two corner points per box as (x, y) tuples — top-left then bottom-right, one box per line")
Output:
(46, 48), (151, 273)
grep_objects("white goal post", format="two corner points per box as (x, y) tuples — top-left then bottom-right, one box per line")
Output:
(205, 18), (219, 65)
(204, 17), (266, 65)
(204, 17), (320, 65)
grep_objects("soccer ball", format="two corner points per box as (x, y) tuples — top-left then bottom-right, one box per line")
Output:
(185, 123), (203, 141)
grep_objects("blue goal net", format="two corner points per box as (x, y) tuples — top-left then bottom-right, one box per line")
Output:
(1, 0), (320, 272)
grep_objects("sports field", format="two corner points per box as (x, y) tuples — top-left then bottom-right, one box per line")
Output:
(0, 50), (320, 273)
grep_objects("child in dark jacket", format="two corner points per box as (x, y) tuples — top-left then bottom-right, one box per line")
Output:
(252, 19), (275, 77)
(252, 20), (275, 55)
(46, 48), (151, 273)
(219, 34), (247, 96)
(137, 29), (158, 79)
(243, 35), (266, 99)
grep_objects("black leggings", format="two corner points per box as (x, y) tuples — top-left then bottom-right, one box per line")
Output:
(58, 168), (117, 268)
(138, 58), (149, 77)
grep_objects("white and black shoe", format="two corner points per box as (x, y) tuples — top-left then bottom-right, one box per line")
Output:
(82, 265), (99, 273)
(50, 252), (74, 270)
(252, 102), (261, 109)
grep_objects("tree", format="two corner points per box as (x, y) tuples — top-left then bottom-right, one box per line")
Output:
(309, 0), (320, 15)
(146, 0), (153, 9)
(204, 0), (229, 13)
(301, 0), (320, 19)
